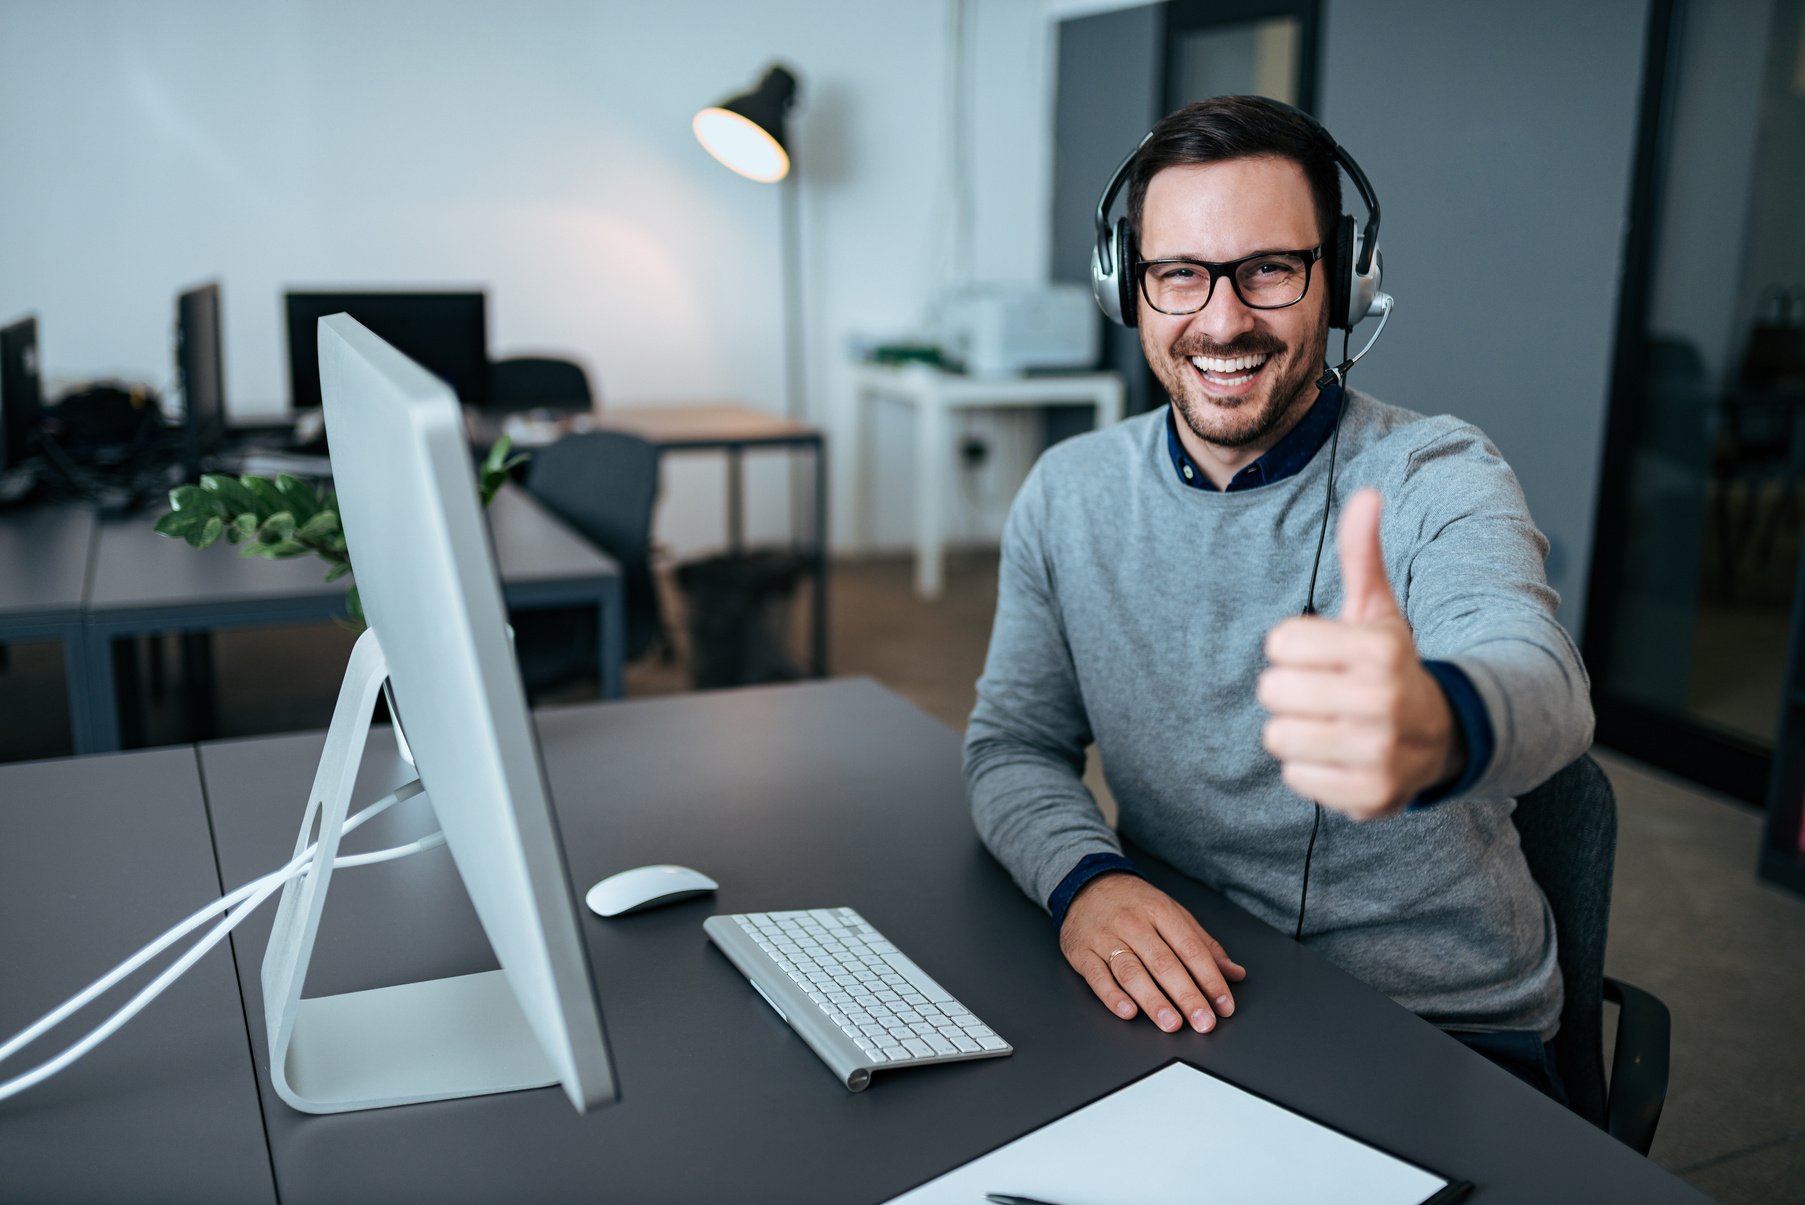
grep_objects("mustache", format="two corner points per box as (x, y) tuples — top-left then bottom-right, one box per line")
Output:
(1173, 334), (1285, 359)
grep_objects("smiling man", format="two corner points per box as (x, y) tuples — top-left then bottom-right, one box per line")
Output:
(964, 96), (1593, 1100)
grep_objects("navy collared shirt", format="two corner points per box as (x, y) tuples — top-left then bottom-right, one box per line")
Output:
(1165, 380), (1346, 492)
(1047, 385), (1498, 930)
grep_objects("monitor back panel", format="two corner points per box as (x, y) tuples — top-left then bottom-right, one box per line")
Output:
(289, 291), (487, 413)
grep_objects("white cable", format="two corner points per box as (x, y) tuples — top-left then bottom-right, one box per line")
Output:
(0, 780), (418, 1065)
(0, 782), (441, 1104)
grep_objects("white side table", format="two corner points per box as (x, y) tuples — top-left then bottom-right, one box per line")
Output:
(850, 363), (1125, 598)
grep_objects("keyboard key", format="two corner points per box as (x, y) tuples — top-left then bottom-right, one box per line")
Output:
(977, 1035), (1008, 1051)
(903, 1038), (934, 1059)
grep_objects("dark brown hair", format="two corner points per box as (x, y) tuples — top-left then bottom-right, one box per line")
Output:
(1126, 96), (1342, 251)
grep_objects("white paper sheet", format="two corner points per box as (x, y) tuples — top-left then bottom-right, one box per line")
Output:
(885, 1061), (1453, 1205)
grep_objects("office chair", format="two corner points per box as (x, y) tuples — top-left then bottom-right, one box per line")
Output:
(486, 356), (594, 415)
(513, 431), (665, 694)
(1511, 753), (1671, 1155)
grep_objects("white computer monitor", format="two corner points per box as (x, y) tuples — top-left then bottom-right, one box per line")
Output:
(258, 313), (615, 1114)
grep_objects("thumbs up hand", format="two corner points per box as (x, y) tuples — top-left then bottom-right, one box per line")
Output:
(1257, 489), (1464, 820)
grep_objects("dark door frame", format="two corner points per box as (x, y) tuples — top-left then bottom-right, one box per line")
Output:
(1581, 0), (1774, 807)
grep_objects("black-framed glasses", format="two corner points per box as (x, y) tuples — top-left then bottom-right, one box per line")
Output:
(1135, 246), (1323, 315)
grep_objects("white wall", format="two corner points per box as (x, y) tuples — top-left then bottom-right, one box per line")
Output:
(0, 0), (1055, 556)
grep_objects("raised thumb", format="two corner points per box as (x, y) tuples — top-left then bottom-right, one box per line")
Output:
(1337, 488), (1400, 623)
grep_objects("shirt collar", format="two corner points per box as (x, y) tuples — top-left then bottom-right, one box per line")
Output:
(1164, 381), (1345, 492)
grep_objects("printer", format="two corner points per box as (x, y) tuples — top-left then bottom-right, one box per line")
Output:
(937, 284), (1100, 378)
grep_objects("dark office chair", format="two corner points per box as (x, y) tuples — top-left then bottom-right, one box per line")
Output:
(486, 356), (595, 415)
(513, 431), (665, 694)
(1511, 754), (1671, 1155)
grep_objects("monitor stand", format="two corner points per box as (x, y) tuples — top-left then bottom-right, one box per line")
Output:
(260, 626), (559, 1114)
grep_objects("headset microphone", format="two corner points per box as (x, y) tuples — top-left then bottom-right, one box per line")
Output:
(1315, 289), (1394, 391)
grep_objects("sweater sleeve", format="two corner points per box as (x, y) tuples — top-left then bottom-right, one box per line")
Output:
(964, 463), (1124, 912)
(1389, 424), (1595, 800)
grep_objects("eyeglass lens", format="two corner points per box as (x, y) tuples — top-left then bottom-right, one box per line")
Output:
(1142, 252), (1313, 315)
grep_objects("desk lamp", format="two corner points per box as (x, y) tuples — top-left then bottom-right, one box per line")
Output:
(693, 65), (804, 429)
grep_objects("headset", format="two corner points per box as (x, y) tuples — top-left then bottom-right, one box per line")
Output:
(1089, 100), (1392, 389)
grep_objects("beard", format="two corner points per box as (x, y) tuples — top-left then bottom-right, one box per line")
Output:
(1143, 310), (1328, 451)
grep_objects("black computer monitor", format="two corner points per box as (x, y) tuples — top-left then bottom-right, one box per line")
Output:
(284, 290), (488, 413)
(176, 283), (226, 478)
(0, 316), (43, 472)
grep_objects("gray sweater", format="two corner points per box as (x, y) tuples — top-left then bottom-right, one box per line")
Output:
(963, 390), (1594, 1037)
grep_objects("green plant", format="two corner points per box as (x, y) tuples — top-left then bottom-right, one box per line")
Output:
(154, 437), (528, 627)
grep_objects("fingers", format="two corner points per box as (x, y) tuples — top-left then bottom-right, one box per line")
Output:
(1265, 616), (1405, 671)
(1263, 714), (1389, 766)
(1337, 488), (1400, 624)
(1072, 949), (1140, 1022)
(1278, 760), (1394, 819)
(1258, 665), (1403, 719)
(1059, 876), (1245, 1034)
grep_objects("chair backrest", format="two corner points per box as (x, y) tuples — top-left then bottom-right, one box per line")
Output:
(1510, 753), (1615, 1128)
(524, 431), (662, 659)
(487, 357), (594, 414)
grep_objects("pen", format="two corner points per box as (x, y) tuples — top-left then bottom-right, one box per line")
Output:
(986, 1195), (1068, 1205)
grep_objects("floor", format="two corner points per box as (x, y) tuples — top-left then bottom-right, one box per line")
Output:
(1, 551), (1801, 1202)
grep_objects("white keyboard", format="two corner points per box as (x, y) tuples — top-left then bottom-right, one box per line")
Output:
(704, 906), (1012, 1091)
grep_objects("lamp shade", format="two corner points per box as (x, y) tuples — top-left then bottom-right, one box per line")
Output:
(694, 64), (798, 183)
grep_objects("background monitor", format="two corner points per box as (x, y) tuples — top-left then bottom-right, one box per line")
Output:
(308, 311), (615, 1112)
(287, 290), (488, 414)
(0, 316), (43, 472)
(176, 283), (225, 478)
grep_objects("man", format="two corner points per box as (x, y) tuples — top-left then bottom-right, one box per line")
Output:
(963, 96), (1591, 1098)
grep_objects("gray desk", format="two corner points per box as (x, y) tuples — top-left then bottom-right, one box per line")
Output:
(0, 505), (97, 748)
(80, 486), (623, 751)
(0, 748), (277, 1204)
(172, 679), (1701, 1204)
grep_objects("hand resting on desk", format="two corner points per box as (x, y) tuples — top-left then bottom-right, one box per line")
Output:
(1059, 873), (1244, 1034)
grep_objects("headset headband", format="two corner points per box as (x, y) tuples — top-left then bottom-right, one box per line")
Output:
(1094, 105), (1381, 279)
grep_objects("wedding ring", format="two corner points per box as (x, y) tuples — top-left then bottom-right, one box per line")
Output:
(1107, 947), (1130, 963)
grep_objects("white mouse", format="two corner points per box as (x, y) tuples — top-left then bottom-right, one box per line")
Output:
(584, 864), (719, 918)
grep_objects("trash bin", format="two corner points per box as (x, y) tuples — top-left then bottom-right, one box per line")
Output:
(675, 550), (807, 689)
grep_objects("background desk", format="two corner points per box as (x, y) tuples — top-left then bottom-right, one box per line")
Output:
(57, 486), (621, 752)
(590, 402), (829, 676)
(0, 680), (1700, 1201)
(0, 505), (97, 750)
(850, 364), (1125, 598)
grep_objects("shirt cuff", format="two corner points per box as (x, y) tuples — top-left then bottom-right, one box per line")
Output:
(1047, 852), (1141, 930)
(1415, 659), (1495, 807)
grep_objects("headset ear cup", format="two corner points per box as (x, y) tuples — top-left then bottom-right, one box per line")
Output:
(1331, 215), (1355, 330)
(1114, 220), (1138, 328)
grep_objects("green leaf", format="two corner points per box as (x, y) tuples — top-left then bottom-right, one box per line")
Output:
(168, 484), (222, 516)
(200, 474), (257, 516)
(260, 539), (309, 557)
(323, 561), (352, 583)
(261, 511), (296, 541)
(241, 476), (287, 521)
(275, 474), (321, 523)
(240, 542), (280, 559)
(481, 435), (514, 476)
(230, 513), (258, 542)
(155, 510), (202, 538)
(296, 510), (340, 542)
(188, 515), (225, 549)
